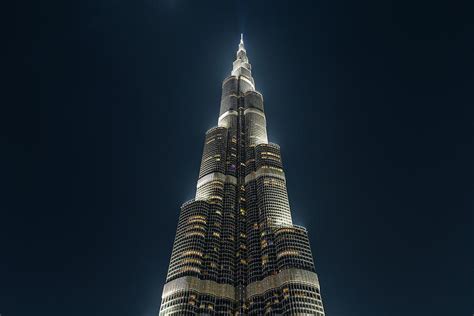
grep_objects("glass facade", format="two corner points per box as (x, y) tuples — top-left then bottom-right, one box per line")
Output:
(160, 36), (325, 315)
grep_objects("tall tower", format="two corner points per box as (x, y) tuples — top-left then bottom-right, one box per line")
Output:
(160, 36), (325, 315)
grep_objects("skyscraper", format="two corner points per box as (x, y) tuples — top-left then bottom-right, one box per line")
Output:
(160, 35), (325, 315)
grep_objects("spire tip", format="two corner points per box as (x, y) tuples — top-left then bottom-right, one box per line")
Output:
(240, 33), (244, 44)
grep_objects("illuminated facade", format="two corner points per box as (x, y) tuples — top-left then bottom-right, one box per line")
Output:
(160, 35), (325, 315)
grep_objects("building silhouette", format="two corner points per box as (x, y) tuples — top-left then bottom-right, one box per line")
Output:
(160, 35), (325, 315)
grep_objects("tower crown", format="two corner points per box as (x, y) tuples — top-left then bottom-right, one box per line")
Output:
(232, 34), (252, 80)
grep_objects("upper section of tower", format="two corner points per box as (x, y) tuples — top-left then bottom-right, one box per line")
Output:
(218, 35), (266, 146)
(231, 34), (255, 86)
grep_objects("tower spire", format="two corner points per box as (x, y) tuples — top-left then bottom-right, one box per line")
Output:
(238, 33), (246, 52)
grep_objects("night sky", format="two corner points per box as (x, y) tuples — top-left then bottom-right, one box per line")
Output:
(2, 0), (473, 315)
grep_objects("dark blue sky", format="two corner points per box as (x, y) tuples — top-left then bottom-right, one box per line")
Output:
(2, 0), (473, 315)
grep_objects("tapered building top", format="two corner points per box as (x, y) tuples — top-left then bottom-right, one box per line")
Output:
(231, 34), (254, 85)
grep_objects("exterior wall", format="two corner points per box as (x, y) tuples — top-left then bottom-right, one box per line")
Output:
(254, 143), (293, 228)
(166, 200), (208, 282)
(199, 127), (228, 178)
(244, 108), (268, 146)
(275, 226), (316, 272)
(220, 77), (239, 116)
